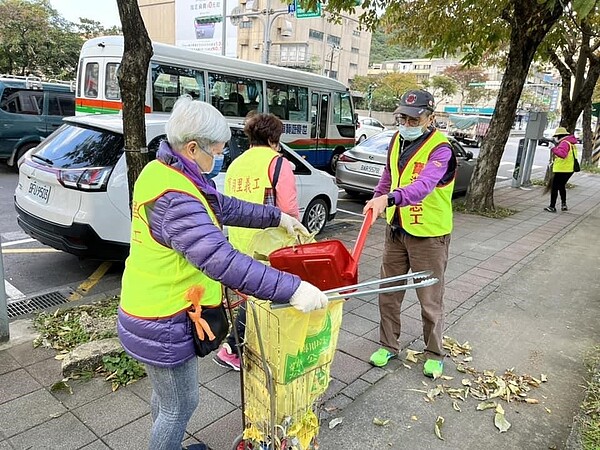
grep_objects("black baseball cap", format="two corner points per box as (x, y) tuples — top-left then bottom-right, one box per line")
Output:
(394, 90), (436, 117)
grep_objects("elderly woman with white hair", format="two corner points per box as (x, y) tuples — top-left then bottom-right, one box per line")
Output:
(117, 96), (327, 450)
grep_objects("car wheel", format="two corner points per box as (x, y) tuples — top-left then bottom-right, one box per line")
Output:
(11, 142), (38, 172)
(303, 198), (329, 234)
(357, 134), (367, 143)
(329, 149), (345, 174)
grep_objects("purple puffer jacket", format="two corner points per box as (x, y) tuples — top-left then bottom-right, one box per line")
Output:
(118, 142), (301, 368)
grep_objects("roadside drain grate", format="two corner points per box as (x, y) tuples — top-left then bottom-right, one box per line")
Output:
(7, 291), (69, 318)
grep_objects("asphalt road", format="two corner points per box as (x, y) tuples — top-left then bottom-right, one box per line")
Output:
(0, 136), (558, 305)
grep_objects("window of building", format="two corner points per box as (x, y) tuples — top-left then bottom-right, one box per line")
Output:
(309, 29), (324, 40)
(105, 63), (121, 100)
(351, 47), (359, 54)
(352, 29), (360, 37)
(208, 72), (263, 117)
(266, 82), (308, 121)
(327, 35), (341, 46)
(151, 64), (206, 112)
(239, 21), (253, 29)
(349, 63), (358, 69)
(280, 44), (307, 63)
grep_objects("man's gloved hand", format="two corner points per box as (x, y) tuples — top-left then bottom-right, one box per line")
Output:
(288, 281), (328, 313)
(279, 212), (310, 237)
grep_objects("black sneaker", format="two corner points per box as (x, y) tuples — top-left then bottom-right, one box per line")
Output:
(561, 204), (568, 211)
(544, 206), (557, 213)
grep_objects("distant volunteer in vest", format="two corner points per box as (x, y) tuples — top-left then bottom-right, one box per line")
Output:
(117, 96), (328, 450)
(362, 89), (457, 380)
(544, 127), (578, 213)
(214, 113), (300, 371)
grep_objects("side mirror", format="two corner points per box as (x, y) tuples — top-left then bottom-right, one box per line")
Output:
(353, 112), (358, 126)
(465, 151), (474, 161)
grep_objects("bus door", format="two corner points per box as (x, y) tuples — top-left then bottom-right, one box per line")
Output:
(310, 92), (330, 167)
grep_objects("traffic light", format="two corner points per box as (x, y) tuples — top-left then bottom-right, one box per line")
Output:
(367, 84), (375, 101)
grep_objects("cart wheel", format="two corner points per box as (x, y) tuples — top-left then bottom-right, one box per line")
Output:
(232, 434), (245, 450)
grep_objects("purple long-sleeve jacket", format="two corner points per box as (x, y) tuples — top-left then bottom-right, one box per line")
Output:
(118, 142), (301, 368)
(552, 135), (578, 159)
(374, 129), (454, 208)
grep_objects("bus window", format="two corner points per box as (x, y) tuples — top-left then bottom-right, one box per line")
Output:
(84, 63), (99, 98)
(266, 83), (308, 122)
(105, 63), (121, 100)
(333, 91), (353, 124)
(151, 63), (205, 112)
(208, 72), (262, 117)
(310, 93), (319, 139)
(319, 94), (328, 139)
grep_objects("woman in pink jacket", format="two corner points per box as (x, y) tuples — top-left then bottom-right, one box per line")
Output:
(545, 127), (578, 212)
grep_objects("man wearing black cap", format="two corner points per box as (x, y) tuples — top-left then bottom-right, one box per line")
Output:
(363, 89), (457, 378)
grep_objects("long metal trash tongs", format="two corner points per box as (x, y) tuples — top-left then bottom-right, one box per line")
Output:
(323, 272), (439, 300)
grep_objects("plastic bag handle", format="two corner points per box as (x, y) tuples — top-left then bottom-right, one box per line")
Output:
(344, 209), (373, 278)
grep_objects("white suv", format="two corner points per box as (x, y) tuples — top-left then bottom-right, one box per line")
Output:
(355, 116), (386, 143)
(14, 114), (338, 260)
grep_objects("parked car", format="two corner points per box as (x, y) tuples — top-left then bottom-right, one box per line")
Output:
(355, 116), (386, 143)
(14, 114), (337, 261)
(0, 75), (75, 171)
(335, 130), (477, 197)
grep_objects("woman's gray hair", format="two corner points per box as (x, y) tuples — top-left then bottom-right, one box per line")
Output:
(165, 95), (232, 152)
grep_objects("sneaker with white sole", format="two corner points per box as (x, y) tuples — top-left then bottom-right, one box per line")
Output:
(213, 343), (241, 371)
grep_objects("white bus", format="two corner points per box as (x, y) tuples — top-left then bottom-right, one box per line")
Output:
(75, 35), (356, 171)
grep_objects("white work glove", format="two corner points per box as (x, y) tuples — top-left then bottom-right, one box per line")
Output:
(279, 212), (310, 237)
(289, 281), (328, 313)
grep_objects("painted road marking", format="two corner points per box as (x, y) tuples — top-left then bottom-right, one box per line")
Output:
(337, 208), (365, 217)
(1, 238), (36, 247)
(2, 248), (61, 254)
(69, 262), (113, 301)
(4, 280), (25, 301)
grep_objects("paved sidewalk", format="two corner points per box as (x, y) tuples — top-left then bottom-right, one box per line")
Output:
(1, 172), (600, 450)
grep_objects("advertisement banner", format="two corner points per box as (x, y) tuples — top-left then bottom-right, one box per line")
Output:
(175, 0), (238, 57)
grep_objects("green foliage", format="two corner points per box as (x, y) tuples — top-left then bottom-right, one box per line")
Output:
(33, 296), (119, 352)
(0, 0), (120, 79)
(581, 346), (600, 450)
(582, 163), (600, 174)
(369, 29), (425, 64)
(443, 65), (489, 110)
(351, 72), (420, 111)
(424, 75), (458, 103)
(101, 352), (146, 390)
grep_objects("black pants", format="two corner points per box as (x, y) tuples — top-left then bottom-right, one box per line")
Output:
(550, 172), (573, 207)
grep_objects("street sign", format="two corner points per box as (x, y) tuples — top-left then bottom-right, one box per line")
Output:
(288, 2), (296, 13)
(295, 0), (321, 18)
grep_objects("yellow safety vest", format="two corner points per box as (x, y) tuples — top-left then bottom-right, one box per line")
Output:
(225, 146), (278, 254)
(553, 141), (577, 173)
(385, 130), (454, 237)
(120, 160), (222, 318)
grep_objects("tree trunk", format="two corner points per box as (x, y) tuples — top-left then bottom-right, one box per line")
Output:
(464, 0), (563, 210)
(582, 102), (593, 164)
(116, 0), (153, 209)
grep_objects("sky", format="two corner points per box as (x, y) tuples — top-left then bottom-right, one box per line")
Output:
(49, 0), (121, 27)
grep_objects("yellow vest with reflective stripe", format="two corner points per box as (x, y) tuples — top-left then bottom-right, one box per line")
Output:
(225, 146), (277, 254)
(553, 141), (577, 173)
(385, 130), (454, 237)
(120, 160), (222, 318)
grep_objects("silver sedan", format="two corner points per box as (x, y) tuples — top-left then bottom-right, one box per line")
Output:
(335, 130), (477, 197)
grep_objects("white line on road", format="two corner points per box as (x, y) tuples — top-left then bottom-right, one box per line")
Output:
(4, 280), (25, 301)
(337, 208), (365, 217)
(1, 238), (36, 248)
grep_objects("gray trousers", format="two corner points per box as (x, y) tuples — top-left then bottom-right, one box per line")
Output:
(378, 226), (450, 359)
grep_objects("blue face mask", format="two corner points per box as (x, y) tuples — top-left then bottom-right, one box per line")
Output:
(398, 125), (425, 141)
(205, 153), (224, 179)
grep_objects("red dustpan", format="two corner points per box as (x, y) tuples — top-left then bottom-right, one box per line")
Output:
(269, 210), (373, 291)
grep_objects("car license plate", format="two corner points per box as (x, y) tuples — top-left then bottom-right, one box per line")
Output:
(27, 180), (51, 204)
(359, 163), (382, 176)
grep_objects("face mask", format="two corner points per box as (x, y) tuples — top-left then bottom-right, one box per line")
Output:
(204, 153), (224, 179)
(398, 124), (425, 141)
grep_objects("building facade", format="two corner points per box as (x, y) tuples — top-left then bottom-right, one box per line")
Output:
(138, 0), (371, 86)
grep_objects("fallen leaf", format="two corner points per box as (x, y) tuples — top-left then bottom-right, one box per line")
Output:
(411, 415), (419, 421)
(545, 407), (552, 414)
(373, 417), (390, 426)
(402, 363), (412, 370)
(440, 375), (454, 381)
(452, 401), (462, 412)
(541, 374), (548, 382)
(477, 401), (497, 411)
(421, 380), (429, 386)
(524, 398), (539, 404)
(427, 386), (443, 401)
(54, 353), (66, 361)
(434, 416), (445, 440)
(461, 379), (472, 386)
(405, 349), (423, 363)
(328, 417), (343, 429)
(494, 405), (511, 433)
(463, 356), (473, 362)
(50, 381), (72, 394)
